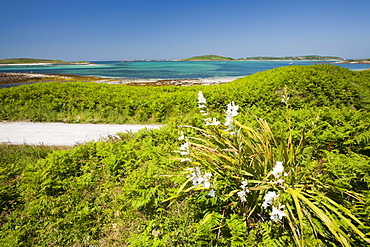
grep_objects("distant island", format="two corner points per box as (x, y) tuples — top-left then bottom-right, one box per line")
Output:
(182, 54), (344, 61)
(0, 58), (92, 65)
(1, 55), (352, 64)
(182, 55), (234, 61)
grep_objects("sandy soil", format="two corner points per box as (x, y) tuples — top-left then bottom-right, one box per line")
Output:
(0, 122), (162, 146)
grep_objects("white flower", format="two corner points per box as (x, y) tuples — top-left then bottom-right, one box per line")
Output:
(198, 104), (207, 108)
(180, 142), (189, 151)
(224, 114), (233, 127)
(281, 95), (290, 103)
(180, 141), (190, 155)
(190, 167), (213, 190)
(205, 118), (221, 126)
(241, 179), (248, 189)
(226, 101), (239, 117)
(208, 189), (215, 197)
(200, 110), (209, 116)
(198, 91), (207, 104)
(190, 167), (203, 186)
(178, 133), (185, 141)
(203, 181), (211, 188)
(204, 172), (212, 179)
(192, 176), (203, 187)
(270, 206), (286, 222)
(180, 158), (192, 162)
(237, 190), (247, 202)
(203, 172), (212, 188)
(194, 167), (201, 176)
(272, 161), (284, 178)
(262, 191), (279, 208)
(224, 101), (239, 130)
(268, 179), (285, 185)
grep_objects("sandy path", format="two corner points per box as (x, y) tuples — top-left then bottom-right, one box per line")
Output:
(0, 122), (162, 146)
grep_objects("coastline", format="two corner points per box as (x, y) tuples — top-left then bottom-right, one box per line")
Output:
(0, 62), (95, 66)
(0, 63), (54, 66)
(0, 72), (241, 87)
(333, 61), (370, 64)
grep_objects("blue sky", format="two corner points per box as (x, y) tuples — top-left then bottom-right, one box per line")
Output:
(1, 0), (369, 61)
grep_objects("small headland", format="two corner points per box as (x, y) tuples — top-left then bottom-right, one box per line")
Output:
(333, 58), (370, 64)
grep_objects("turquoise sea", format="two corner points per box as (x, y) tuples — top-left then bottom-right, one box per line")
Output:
(1, 60), (370, 80)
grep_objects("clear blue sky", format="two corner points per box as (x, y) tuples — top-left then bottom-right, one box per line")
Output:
(1, 0), (369, 61)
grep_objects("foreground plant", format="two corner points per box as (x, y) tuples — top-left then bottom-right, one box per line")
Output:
(166, 91), (370, 246)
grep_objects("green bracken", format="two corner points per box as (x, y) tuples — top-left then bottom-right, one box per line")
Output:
(0, 64), (369, 246)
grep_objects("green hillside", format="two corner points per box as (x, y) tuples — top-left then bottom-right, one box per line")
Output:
(183, 54), (234, 60)
(1, 64), (370, 246)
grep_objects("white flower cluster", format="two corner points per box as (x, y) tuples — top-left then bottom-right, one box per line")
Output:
(205, 118), (221, 126)
(198, 91), (239, 129)
(225, 101), (239, 131)
(237, 179), (250, 202)
(178, 128), (214, 197)
(269, 161), (288, 185)
(261, 161), (288, 222)
(198, 91), (208, 116)
(271, 205), (286, 222)
(179, 141), (190, 156)
(236, 162), (287, 222)
(187, 167), (215, 197)
(272, 161), (284, 177)
(281, 95), (290, 103)
(262, 191), (286, 222)
(198, 91), (218, 126)
(262, 191), (279, 208)
(178, 131), (191, 161)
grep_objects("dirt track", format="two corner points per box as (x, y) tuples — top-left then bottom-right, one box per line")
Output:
(0, 122), (161, 146)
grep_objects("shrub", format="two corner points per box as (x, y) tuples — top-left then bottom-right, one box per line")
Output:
(167, 91), (370, 246)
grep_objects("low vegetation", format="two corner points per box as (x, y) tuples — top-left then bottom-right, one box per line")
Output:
(182, 55), (344, 61)
(0, 58), (90, 65)
(0, 64), (370, 246)
(183, 55), (234, 61)
(240, 55), (344, 60)
(337, 58), (370, 64)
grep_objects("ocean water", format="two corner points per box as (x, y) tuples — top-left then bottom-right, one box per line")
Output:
(1, 60), (369, 80)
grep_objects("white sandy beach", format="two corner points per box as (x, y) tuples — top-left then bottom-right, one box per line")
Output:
(0, 63), (53, 66)
(0, 122), (162, 146)
(1, 72), (242, 86)
(3, 72), (60, 78)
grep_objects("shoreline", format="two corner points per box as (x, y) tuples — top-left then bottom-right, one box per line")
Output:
(0, 62), (96, 66)
(0, 72), (242, 87)
(0, 60), (343, 66)
(333, 61), (370, 64)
